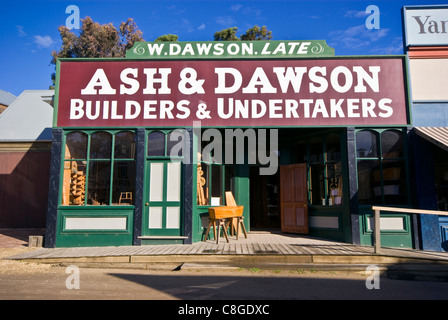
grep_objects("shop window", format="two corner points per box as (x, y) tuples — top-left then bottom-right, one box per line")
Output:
(356, 129), (407, 205)
(197, 134), (233, 206)
(147, 131), (166, 157)
(308, 134), (343, 206)
(147, 130), (185, 158)
(62, 130), (136, 206)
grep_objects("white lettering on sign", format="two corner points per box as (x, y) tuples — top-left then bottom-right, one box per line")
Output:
(62, 60), (404, 126)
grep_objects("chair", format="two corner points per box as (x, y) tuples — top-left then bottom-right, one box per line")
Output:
(119, 192), (132, 205)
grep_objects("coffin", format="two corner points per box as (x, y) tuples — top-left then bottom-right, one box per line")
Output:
(208, 206), (244, 220)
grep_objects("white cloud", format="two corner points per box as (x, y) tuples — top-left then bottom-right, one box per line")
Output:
(328, 24), (389, 50)
(344, 10), (368, 18)
(369, 37), (404, 55)
(16, 25), (26, 37)
(197, 23), (206, 31)
(216, 16), (236, 26)
(231, 4), (242, 12)
(33, 35), (55, 48)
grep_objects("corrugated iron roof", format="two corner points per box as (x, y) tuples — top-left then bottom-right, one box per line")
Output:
(0, 89), (16, 106)
(0, 90), (54, 142)
(415, 127), (448, 152)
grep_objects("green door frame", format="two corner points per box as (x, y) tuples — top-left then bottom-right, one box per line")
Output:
(142, 160), (183, 237)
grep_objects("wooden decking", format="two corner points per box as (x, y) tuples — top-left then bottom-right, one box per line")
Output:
(6, 231), (448, 264)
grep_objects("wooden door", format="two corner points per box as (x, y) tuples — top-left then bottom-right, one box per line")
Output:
(143, 161), (182, 237)
(280, 164), (309, 234)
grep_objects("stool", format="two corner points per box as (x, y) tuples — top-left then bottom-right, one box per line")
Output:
(204, 218), (230, 244)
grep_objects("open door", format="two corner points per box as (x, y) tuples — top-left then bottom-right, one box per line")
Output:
(280, 163), (309, 234)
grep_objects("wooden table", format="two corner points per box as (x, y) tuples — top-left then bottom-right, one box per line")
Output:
(204, 206), (247, 243)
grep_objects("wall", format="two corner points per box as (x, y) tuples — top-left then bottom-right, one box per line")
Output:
(0, 143), (51, 227)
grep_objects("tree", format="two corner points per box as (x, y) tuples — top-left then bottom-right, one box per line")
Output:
(214, 25), (273, 41)
(240, 25), (272, 41)
(214, 27), (239, 41)
(50, 17), (144, 86)
(155, 34), (179, 41)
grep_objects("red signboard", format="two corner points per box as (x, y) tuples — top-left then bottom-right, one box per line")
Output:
(56, 58), (409, 127)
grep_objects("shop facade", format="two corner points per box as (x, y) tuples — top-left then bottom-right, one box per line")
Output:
(45, 40), (412, 248)
(403, 5), (448, 251)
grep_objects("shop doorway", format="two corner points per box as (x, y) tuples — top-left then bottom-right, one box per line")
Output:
(279, 163), (309, 234)
(142, 160), (182, 237)
(249, 166), (281, 229)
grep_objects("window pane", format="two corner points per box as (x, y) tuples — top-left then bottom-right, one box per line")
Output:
(225, 165), (234, 194)
(115, 132), (135, 159)
(62, 161), (86, 205)
(65, 132), (87, 159)
(356, 131), (378, 158)
(167, 130), (184, 158)
(112, 161), (136, 205)
(383, 160), (407, 205)
(310, 138), (323, 163)
(357, 160), (380, 204)
(310, 163), (325, 205)
(326, 133), (341, 162)
(211, 165), (222, 205)
(90, 132), (112, 159)
(197, 162), (209, 205)
(327, 162), (343, 205)
(148, 131), (165, 157)
(88, 161), (111, 205)
(382, 130), (403, 158)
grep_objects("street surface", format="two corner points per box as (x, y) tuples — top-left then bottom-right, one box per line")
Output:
(1, 248), (448, 303)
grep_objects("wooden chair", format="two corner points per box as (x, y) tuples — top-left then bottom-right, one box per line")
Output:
(119, 192), (132, 205)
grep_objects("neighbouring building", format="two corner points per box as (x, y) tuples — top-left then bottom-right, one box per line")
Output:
(0, 90), (54, 228)
(404, 4), (448, 251)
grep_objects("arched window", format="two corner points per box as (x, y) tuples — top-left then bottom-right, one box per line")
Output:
(147, 131), (166, 157)
(356, 129), (407, 205)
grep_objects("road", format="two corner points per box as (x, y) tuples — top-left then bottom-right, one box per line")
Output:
(2, 248), (448, 304)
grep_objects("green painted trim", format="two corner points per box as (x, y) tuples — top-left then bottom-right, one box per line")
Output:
(141, 239), (184, 245)
(52, 60), (61, 128)
(358, 206), (413, 248)
(125, 40), (335, 60)
(55, 208), (134, 247)
(57, 54), (408, 63)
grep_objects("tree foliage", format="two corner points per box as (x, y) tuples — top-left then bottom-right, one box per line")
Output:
(214, 25), (273, 41)
(155, 34), (179, 41)
(240, 25), (272, 41)
(214, 27), (239, 41)
(50, 17), (144, 85)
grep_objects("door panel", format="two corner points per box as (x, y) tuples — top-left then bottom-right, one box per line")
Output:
(144, 161), (182, 236)
(280, 164), (309, 234)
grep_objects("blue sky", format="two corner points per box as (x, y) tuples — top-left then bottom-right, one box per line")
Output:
(0, 0), (444, 97)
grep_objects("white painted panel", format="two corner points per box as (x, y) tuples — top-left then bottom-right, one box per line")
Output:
(309, 216), (339, 229)
(166, 162), (181, 201)
(149, 207), (163, 229)
(65, 217), (127, 230)
(367, 217), (405, 231)
(150, 163), (164, 201)
(409, 59), (448, 101)
(166, 207), (180, 229)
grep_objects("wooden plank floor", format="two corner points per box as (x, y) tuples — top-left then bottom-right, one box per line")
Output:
(6, 231), (448, 262)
